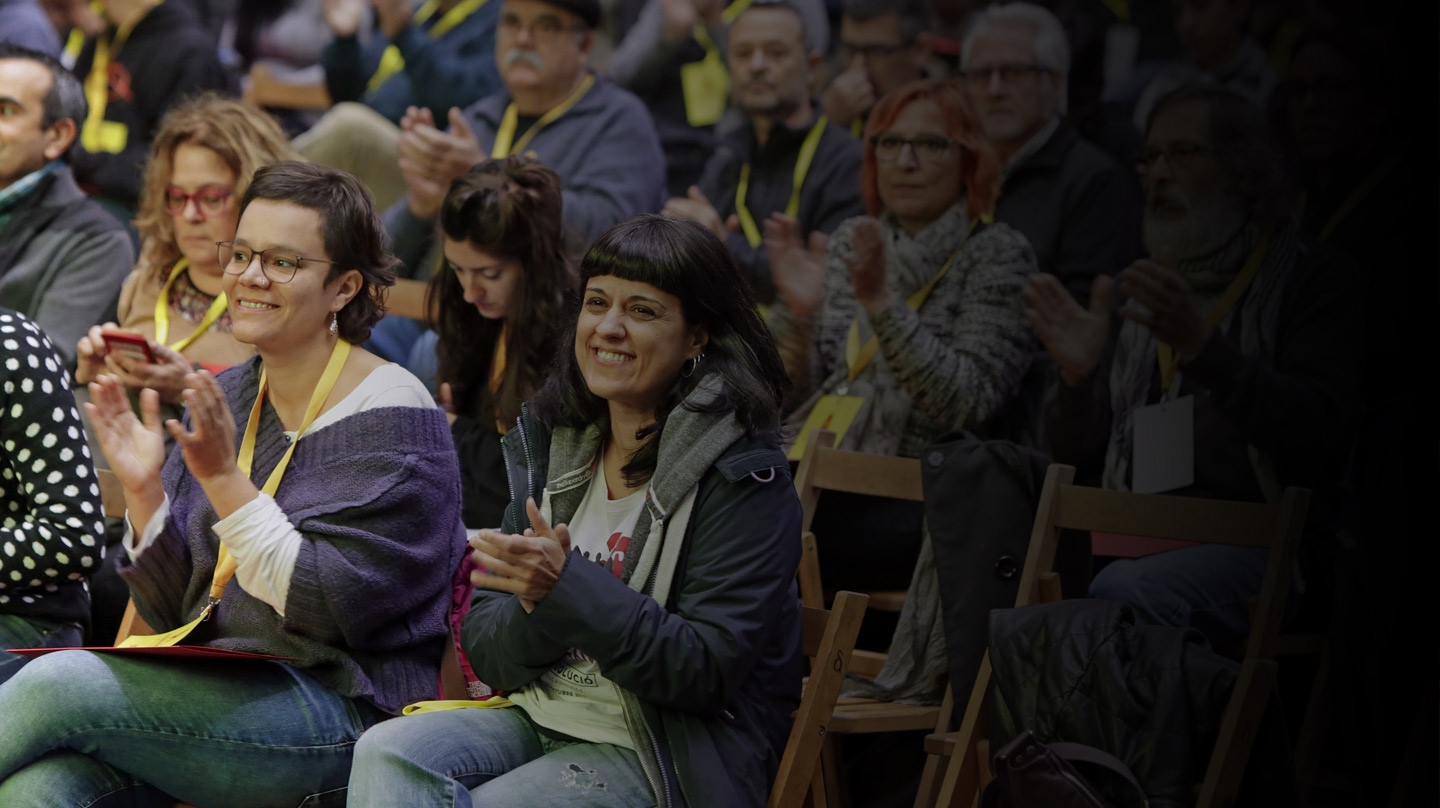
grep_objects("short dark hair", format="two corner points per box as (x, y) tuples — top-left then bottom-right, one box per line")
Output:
(735, 0), (810, 48)
(238, 162), (398, 343)
(1146, 85), (1294, 224)
(533, 215), (788, 487)
(842, 0), (931, 43)
(432, 157), (573, 426)
(0, 44), (87, 146)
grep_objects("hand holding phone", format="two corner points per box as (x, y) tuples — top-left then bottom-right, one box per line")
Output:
(100, 331), (158, 364)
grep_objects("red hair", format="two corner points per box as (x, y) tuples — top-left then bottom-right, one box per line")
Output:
(860, 79), (1001, 219)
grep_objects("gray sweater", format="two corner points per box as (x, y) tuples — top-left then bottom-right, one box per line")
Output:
(774, 203), (1039, 457)
(0, 166), (135, 367)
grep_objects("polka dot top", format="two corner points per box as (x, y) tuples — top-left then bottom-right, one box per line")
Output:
(1, 308), (105, 624)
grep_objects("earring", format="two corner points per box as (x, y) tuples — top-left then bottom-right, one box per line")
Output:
(683, 352), (704, 377)
(329, 312), (339, 336)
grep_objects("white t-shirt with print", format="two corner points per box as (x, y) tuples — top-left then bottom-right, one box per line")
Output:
(508, 458), (645, 748)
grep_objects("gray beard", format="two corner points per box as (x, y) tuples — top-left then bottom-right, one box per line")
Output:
(1142, 193), (1247, 264)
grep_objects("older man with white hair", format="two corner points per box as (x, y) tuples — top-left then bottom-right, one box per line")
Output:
(960, 1), (1141, 305)
(1025, 87), (1362, 649)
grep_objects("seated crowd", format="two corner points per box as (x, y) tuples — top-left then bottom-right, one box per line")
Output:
(0, 0), (1428, 804)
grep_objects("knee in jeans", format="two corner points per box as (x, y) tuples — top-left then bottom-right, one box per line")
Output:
(560, 762), (609, 792)
(1089, 559), (1144, 603)
(4, 651), (113, 714)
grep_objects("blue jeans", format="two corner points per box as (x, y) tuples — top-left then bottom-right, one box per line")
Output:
(347, 706), (655, 807)
(0, 650), (381, 807)
(1090, 544), (1301, 649)
(0, 614), (83, 685)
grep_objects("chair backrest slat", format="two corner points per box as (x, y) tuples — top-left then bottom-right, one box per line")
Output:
(1053, 485), (1276, 547)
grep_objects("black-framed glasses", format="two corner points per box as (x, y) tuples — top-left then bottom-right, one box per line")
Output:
(216, 241), (336, 284)
(960, 64), (1053, 87)
(1134, 142), (1221, 176)
(163, 185), (233, 216)
(870, 133), (957, 163)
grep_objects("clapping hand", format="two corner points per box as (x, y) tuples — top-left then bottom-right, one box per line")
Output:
(470, 497), (572, 612)
(764, 213), (828, 319)
(320, 0), (366, 38)
(1022, 273), (1112, 386)
(1116, 260), (1212, 357)
(844, 217), (890, 313)
(398, 106), (486, 218)
(165, 371), (240, 486)
(85, 375), (166, 505)
(662, 186), (729, 241)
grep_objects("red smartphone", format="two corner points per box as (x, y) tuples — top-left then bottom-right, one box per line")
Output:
(101, 331), (157, 363)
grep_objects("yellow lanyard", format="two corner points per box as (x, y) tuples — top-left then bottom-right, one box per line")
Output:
(735, 115), (827, 248)
(842, 220), (980, 386)
(367, 0), (490, 93)
(491, 74), (596, 159)
(850, 118), (864, 138)
(720, 0), (752, 23)
(1295, 157), (1397, 245)
(1155, 230), (1273, 392)
(490, 324), (509, 433)
(118, 339), (352, 648)
(81, 1), (156, 154)
(153, 259), (228, 352)
(680, 22), (729, 127)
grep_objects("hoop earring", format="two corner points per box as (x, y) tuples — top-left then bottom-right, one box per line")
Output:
(329, 312), (339, 336)
(682, 352), (704, 377)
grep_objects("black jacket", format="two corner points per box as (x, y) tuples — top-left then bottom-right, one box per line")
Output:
(71, 1), (229, 206)
(987, 599), (1240, 808)
(994, 121), (1144, 305)
(697, 114), (864, 304)
(461, 404), (804, 808)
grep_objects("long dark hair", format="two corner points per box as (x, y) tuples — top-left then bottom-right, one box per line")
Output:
(533, 215), (787, 487)
(429, 157), (571, 427)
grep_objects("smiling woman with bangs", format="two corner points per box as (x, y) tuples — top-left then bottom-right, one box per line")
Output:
(347, 214), (804, 808)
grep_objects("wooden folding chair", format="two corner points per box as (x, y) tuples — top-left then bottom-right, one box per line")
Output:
(768, 590), (869, 808)
(241, 63), (332, 112)
(790, 431), (950, 800)
(926, 464), (1310, 808)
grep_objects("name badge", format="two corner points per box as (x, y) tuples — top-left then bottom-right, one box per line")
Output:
(787, 394), (865, 461)
(680, 53), (729, 128)
(1131, 394), (1194, 494)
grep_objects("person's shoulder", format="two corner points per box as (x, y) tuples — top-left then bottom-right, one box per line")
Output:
(711, 438), (791, 485)
(351, 361), (438, 411)
(586, 75), (651, 119)
(970, 221), (1039, 270)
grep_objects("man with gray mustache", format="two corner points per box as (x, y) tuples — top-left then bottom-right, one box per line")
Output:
(384, 0), (666, 271)
(1025, 86), (1362, 651)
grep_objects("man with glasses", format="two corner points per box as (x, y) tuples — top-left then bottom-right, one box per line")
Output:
(961, 1), (1141, 307)
(662, 0), (861, 304)
(368, 0), (665, 368)
(1028, 87), (1361, 650)
(0, 44), (133, 367)
(823, 0), (932, 137)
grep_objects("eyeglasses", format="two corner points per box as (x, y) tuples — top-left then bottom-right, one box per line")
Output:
(870, 133), (957, 163)
(163, 185), (233, 216)
(840, 40), (913, 61)
(498, 13), (584, 39)
(960, 64), (1053, 88)
(1134, 142), (1221, 177)
(216, 241), (336, 284)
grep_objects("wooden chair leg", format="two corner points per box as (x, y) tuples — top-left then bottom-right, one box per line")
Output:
(1292, 639), (1332, 804)
(1196, 658), (1277, 808)
(809, 762), (828, 808)
(818, 734), (846, 808)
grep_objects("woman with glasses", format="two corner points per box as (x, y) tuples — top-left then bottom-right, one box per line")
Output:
(429, 157), (572, 530)
(766, 78), (1038, 594)
(0, 162), (465, 805)
(74, 94), (297, 416)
